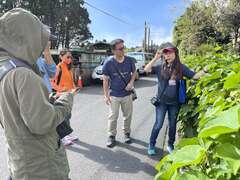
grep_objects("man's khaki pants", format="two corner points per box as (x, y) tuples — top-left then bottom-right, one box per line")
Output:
(108, 95), (133, 136)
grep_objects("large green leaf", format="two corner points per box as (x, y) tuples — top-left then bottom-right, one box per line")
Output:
(176, 138), (199, 149)
(155, 145), (206, 180)
(171, 169), (212, 180)
(214, 143), (240, 175)
(223, 72), (240, 90)
(198, 105), (240, 138)
(201, 71), (222, 87)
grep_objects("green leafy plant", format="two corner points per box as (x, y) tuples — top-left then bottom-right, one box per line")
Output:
(155, 48), (240, 180)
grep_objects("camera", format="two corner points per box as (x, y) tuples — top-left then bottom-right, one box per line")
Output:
(131, 89), (137, 101)
(150, 96), (161, 106)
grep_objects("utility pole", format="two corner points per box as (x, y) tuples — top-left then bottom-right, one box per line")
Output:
(147, 26), (150, 52)
(144, 21), (147, 52)
(151, 40), (153, 53)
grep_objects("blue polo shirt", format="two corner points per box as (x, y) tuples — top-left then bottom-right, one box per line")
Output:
(153, 63), (195, 104)
(37, 56), (56, 93)
(102, 56), (136, 97)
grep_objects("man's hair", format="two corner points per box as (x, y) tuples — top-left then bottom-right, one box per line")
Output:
(110, 39), (124, 50)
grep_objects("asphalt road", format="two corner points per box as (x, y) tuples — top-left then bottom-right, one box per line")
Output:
(0, 76), (168, 180)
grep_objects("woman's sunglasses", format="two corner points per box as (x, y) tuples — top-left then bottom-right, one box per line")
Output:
(67, 56), (73, 59)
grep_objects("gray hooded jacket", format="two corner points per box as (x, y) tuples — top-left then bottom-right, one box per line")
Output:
(0, 8), (73, 180)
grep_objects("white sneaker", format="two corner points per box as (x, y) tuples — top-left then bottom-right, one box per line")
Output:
(66, 134), (78, 141)
(62, 137), (73, 147)
(167, 144), (174, 153)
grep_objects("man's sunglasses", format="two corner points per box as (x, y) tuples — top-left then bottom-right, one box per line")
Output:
(115, 47), (124, 51)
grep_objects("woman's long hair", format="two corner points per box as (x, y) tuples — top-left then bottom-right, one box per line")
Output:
(59, 49), (72, 70)
(59, 49), (70, 61)
(160, 47), (182, 80)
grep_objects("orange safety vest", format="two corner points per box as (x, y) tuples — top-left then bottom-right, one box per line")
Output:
(51, 62), (75, 92)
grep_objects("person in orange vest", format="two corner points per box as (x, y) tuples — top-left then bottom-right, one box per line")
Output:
(54, 49), (78, 146)
(55, 49), (75, 92)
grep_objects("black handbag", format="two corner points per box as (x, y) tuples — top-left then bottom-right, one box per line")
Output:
(112, 61), (137, 101)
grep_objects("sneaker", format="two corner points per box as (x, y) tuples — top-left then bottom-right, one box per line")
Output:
(106, 136), (116, 148)
(66, 134), (78, 141)
(179, 167), (186, 174)
(124, 133), (131, 144)
(62, 137), (74, 147)
(167, 144), (174, 153)
(147, 145), (156, 156)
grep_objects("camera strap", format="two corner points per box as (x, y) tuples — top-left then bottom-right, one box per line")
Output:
(112, 59), (131, 88)
(157, 77), (170, 100)
(56, 65), (62, 85)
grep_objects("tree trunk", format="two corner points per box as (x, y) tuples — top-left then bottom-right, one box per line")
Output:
(234, 28), (239, 49)
(65, 28), (70, 48)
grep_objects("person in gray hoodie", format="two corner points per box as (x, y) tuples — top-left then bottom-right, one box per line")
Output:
(0, 8), (73, 180)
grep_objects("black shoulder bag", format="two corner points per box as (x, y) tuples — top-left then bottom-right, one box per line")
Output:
(112, 62), (137, 101)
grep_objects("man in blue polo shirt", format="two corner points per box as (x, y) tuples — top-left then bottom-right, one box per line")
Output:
(37, 41), (56, 93)
(102, 39), (137, 147)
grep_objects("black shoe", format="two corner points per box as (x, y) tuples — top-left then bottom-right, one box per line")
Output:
(106, 136), (116, 148)
(124, 133), (131, 144)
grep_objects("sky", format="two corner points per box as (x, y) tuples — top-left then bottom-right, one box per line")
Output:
(83, 0), (191, 47)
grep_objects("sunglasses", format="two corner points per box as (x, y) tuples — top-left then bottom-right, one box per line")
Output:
(67, 56), (73, 59)
(115, 47), (124, 51)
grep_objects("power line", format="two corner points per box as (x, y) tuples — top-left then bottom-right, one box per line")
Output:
(84, 0), (137, 27)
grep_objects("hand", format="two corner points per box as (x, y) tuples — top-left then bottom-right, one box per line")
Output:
(43, 41), (54, 65)
(104, 96), (111, 105)
(70, 88), (81, 96)
(44, 41), (51, 54)
(125, 82), (134, 91)
(154, 49), (162, 60)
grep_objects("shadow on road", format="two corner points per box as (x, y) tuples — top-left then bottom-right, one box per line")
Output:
(117, 138), (167, 162)
(67, 140), (157, 176)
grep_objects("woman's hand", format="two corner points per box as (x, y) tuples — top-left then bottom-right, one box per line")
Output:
(144, 49), (162, 73)
(154, 49), (162, 60)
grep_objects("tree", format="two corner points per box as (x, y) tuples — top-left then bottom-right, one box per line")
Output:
(0, 0), (92, 48)
(173, 0), (232, 55)
(220, 0), (240, 50)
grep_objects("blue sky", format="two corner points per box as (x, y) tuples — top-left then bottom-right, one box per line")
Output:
(84, 0), (191, 47)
